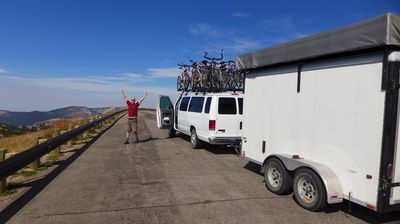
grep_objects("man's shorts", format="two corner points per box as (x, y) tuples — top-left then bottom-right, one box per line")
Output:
(126, 118), (138, 133)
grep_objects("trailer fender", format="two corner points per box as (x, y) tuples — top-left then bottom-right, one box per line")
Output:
(262, 154), (344, 204)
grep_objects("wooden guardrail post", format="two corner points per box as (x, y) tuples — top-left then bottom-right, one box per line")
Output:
(30, 137), (40, 169)
(74, 125), (81, 141)
(97, 116), (103, 128)
(83, 128), (89, 139)
(67, 124), (74, 147)
(38, 138), (47, 145)
(0, 149), (7, 193)
(52, 129), (61, 156)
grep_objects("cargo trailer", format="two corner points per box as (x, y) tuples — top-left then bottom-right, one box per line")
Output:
(237, 13), (400, 212)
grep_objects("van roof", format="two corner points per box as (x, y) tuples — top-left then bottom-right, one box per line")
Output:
(236, 13), (400, 71)
(181, 91), (244, 97)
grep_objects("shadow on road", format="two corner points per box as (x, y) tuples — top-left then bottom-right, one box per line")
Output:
(138, 136), (159, 143)
(242, 161), (400, 223)
(324, 199), (400, 223)
(175, 133), (239, 155)
(243, 161), (263, 176)
(0, 124), (115, 224)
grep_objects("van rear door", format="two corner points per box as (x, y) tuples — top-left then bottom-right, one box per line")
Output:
(238, 97), (244, 136)
(216, 97), (239, 137)
(156, 95), (173, 129)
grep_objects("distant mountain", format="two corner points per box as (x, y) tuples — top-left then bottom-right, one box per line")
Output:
(0, 106), (116, 126)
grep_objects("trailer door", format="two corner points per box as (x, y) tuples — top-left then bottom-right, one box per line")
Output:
(390, 53), (400, 205)
(156, 95), (174, 129)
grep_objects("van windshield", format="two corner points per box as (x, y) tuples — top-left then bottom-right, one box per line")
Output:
(218, 97), (237, 115)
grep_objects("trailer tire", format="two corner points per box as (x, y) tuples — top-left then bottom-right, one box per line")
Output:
(293, 168), (327, 212)
(264, 158), (293, 195)
(190, 128), (201, 149)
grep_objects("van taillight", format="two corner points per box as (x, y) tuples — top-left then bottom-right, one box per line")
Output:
(388, 164), (393, 179)
(209, 120), (215, 130)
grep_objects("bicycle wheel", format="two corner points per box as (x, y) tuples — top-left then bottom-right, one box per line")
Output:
(238, 72), (244, 90)
(200, 73), (207, 90)
(183, 80), (189, 91)
(220, 71), (229, 92)
(177, 76), (182, 91)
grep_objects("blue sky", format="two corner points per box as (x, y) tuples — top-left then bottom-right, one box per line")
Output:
(0, 0), (398, 111)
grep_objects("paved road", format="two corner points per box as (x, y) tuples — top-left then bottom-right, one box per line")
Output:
(3, 111), (400, 224)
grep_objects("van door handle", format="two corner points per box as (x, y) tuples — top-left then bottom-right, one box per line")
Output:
(218, 129), (225, 132)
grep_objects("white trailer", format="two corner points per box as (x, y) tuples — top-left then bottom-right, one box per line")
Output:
(237, 13), (400, 212)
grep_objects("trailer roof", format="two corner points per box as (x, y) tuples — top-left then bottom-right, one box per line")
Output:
(236, 13), (400, 70)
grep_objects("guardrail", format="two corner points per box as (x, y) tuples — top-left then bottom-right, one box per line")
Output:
(0, 109), (126, 182)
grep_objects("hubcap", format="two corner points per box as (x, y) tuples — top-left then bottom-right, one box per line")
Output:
(267, 165), (283, 188)
(297, 177), (317, 204)
(191, 132), (196, 144)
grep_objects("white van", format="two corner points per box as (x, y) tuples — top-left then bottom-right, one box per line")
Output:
(156, 92), (243, 149)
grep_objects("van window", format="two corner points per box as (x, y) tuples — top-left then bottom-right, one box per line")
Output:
(188, 97), (205, 113)
(179, 97), (190, 111)
(160, 96), (173, 110)
(238, 98), (243, 115)
(175, 98), (181, 109)
(204, 97), (212, 114)
(218, 97), (237, 114)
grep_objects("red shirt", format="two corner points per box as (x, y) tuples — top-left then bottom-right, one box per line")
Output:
(127, 101), (140, 118)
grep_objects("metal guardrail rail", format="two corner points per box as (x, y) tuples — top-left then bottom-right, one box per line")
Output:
(0, 109), (126, 181)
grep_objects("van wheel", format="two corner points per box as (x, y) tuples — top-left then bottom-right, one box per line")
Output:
(264, 158), (293, 195)
(190, 128), (201, 149)
(293, 168), (327, 211)
(168, 127), (176, 138)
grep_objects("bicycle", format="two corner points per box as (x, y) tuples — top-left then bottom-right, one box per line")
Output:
(203, 49), (224, 92)
(177, 63), (191, 91)
(189, 60), (203, 92)
(218, 61), (230, 92)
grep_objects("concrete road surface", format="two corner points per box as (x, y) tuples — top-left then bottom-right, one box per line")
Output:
(3, 111), (400, 224)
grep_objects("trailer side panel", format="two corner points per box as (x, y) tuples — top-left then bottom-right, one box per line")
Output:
(243, 53), (384, 208)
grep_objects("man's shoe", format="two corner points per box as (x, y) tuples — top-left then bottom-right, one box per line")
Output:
(124, 140), (129, 144)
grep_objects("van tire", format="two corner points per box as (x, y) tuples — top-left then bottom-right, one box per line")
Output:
(190, 128), (201, 149)
(264, 158), (293, 195)
(168, 127), (176, 138)
(293, 168), (327, 211)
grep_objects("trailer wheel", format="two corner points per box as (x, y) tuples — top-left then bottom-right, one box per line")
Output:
(190, 128), (201, 149)
(293, 169), (327, 211)
(264, 158), (293, 195)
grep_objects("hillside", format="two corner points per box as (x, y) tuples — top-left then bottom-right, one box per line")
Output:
(0, 106), (116, 126)
(0, 124), (30, 138)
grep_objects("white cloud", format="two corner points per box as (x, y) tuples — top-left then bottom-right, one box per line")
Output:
(0, 73), (176, 96)
(226, 39), (261, 53)
(0, 72), (178, 111)
(262, 15), (295, 31)
(189, 23), (222, 38)
(0, 68), (10, 74)
(231, 12), (252, 18)
(261, 15), (314, 44)
(148, 67), (181, 78)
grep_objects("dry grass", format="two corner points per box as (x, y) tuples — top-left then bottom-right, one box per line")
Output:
(0, 118), (92, 153)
